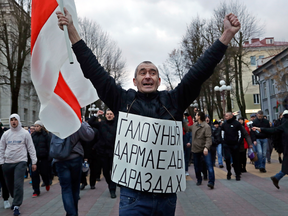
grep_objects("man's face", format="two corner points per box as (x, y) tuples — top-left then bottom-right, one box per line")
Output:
(257, 114), (263, 120)
(251, 116), (256, 121)
(133, 63), (161, 93)
(225, 113), (233, 121)
(35, 125), (41, 132)
(238, 119), (244, 124)
(10, 117), (18, 128)
(105, 111), (115, 121)
(30, 126), (35, 134)
(214, 124), (219, 128)
(195, 113), (200, 122)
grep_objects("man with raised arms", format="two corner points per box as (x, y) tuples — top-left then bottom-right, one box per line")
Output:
(56, 9), (240, 216)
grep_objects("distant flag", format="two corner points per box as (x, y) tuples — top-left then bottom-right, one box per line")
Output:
(31, 0), (98, 138)
(276, 100), (280, 112)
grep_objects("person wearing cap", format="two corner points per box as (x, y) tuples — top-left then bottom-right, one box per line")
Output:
(31, 120), (52, 197)
(252, 110), (288, 189)
(0, 114), (37, 216)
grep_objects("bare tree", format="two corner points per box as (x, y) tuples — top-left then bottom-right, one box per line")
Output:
(78, 17), (127, 86)
(0, 0), (31, 114)
(78, 17), (128, 116)
(212, 1), (264, 119)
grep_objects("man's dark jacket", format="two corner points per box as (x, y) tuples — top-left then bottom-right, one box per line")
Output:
(261, 115), (288, 173)
(88, 116), (116, 157)
(251, 118), (270, 141)
(72, 39), (227, 122)
(221, 117), (243, 147)
(32, 130), (51, 159)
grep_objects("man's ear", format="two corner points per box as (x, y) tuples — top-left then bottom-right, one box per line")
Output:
(133, 78), (137, 86)
(158, 77), (161, 87)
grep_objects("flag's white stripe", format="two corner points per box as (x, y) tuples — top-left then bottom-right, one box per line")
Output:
(31, 0), (98, 138)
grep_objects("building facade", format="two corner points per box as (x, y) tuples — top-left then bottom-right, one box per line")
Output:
(252, 48), (288, 121)
(0, 0), (40, 126)
(232, 37), (288, 118)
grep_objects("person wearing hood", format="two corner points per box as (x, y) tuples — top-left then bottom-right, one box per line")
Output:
(31, 120), (52, 197)
(221, 112), (248, 181)
(253, 110), (288, 189)
(0, 114), (37, 216)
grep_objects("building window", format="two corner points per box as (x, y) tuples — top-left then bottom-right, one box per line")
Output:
(253, 94), (260, 104)
(266, 39), (274, 44)
(252, 75), (259, 85)
(250, 56), (256, 66)
(24, 108), (28, 125)
(265, 109), (270, 121)
(259, 55), (264, 59)
(283, 74), (288, 91)
(32, 111), (36, 123)
(271, 79), (276, 95)
(263, 82), (267, 98)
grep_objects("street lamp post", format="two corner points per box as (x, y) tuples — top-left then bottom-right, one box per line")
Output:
(214, 80), (231, 118)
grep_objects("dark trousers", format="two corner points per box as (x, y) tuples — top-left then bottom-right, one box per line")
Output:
(193, 152), (215, 185)
(31, 159), (51, 194)
(55, 156), (82, 216)
(224, 145), (241, 177)
(119, 187), (176, 216)
(89, 156), (101, 186)
(184, 146), (191, 172)
(239, 149), (247, 171)
(0, 165), (10, 200)
(2, 162), (27, 206)
(101, 155), (116, 192)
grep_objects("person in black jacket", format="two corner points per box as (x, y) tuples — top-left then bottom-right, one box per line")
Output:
(31, 120), (51, 197)
(253, 110), (288, 189)
(0, 125), (11, 209)
(251, 110), (270, 173)
(221, 113), (244, 181)
(56, 9), (240, 216)
(273, 113), (283, 163)
(88, 109), (117, 198)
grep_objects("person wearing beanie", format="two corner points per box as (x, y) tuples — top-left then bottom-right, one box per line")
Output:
(31, 120), (52, 197)
(0, 114), (37, 216)
(253, 110), (288, 189)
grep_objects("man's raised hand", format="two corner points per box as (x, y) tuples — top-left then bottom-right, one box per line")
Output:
(56, 7), (81, 44)
(224, 13), (241, 35)
(219, 13), (241, 45)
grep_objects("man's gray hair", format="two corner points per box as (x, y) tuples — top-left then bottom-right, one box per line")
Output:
(134, 61), (159, 78)
(257, 110), (263, 115)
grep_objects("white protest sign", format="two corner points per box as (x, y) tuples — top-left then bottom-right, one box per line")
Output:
(111, 111), (186, 193)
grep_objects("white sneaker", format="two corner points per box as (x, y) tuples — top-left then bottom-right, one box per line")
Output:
(185, 172), (189, 176)
(4, 200), (11, 209)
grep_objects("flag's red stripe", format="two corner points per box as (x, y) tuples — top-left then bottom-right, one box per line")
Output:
(54, 72), (81, 122)
(31, 0), (58, 53)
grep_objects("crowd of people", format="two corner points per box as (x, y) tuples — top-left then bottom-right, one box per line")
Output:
(182, 109), (288, 191)
(0, 6), (287, 216)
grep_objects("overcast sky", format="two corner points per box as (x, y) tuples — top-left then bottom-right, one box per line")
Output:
(74, 0), (288, 90)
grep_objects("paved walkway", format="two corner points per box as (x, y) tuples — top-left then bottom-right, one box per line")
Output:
(1, 151), (288, 216)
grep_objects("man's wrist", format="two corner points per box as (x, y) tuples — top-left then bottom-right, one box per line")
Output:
(219, 29), (235, 46)
(68, 25), (81, 45)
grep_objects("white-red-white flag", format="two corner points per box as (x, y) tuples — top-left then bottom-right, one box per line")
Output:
(31, 0), (98, 138)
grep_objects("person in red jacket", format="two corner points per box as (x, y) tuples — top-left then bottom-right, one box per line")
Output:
(238, 117), (250, 173)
